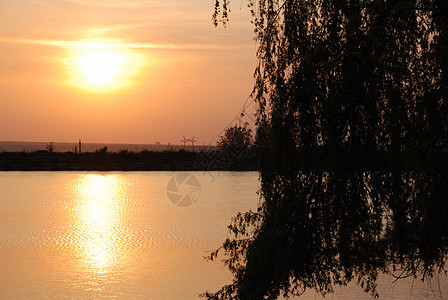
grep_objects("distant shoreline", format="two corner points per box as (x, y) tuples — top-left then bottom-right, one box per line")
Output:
(0, 141), (214, 153)
(0, 150), (258, 171)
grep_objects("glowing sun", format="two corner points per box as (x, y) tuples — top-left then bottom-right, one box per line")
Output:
(64, 40), (146, 93)
(78, 50), (123, 85)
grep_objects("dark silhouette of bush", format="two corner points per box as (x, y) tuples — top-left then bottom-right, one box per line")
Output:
(218, 124), (253, 156)
(95, 146), (108, 154)
(46, 142), (55, 153)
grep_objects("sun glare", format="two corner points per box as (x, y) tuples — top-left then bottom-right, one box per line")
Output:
(64, 40), (146, 93)
(78, 51), (122, 85)
(73, 174), (125, 271)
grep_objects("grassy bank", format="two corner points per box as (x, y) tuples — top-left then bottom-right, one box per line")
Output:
(0, 150), (258, 171)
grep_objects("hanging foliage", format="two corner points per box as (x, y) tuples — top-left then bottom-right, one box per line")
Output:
(205, 0), (448, 299)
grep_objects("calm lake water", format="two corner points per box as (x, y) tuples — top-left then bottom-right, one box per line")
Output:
(0, 171), (447, 299)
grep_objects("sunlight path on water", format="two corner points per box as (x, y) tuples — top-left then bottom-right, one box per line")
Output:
(0, 171), (447, 299)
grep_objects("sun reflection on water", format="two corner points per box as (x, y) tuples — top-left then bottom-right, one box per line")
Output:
(73, 174), (125, 272)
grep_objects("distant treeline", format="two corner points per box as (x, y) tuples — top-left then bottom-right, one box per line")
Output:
(0, 141), (213, 153)
(0, 149), (257, 171)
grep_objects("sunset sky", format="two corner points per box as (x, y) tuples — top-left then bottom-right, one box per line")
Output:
(0, 0), (256, 145)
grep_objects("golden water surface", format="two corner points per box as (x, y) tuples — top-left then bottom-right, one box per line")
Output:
(0, 172), (447, 299)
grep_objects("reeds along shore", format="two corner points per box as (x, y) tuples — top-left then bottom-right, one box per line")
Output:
(0, 150), (258, 171)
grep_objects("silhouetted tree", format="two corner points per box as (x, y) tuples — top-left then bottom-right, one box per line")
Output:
(96, 146), (108, 154)
(205, 0), (448, 299)
(218, 124), (253, 156)
(46, 142), (55, 153)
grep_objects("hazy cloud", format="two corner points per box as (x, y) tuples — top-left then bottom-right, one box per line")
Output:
(84, 24), (150, 37)
(0, 37), (254, 51)
(59, 0), (187, 10)
(31, 0), (153, 8)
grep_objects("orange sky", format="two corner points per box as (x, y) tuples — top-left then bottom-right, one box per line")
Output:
(0, 0), (256, 145)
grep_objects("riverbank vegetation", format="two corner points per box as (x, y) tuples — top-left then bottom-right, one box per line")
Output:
(0, 148), (257, 171)
(205, 0), (448, 299)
